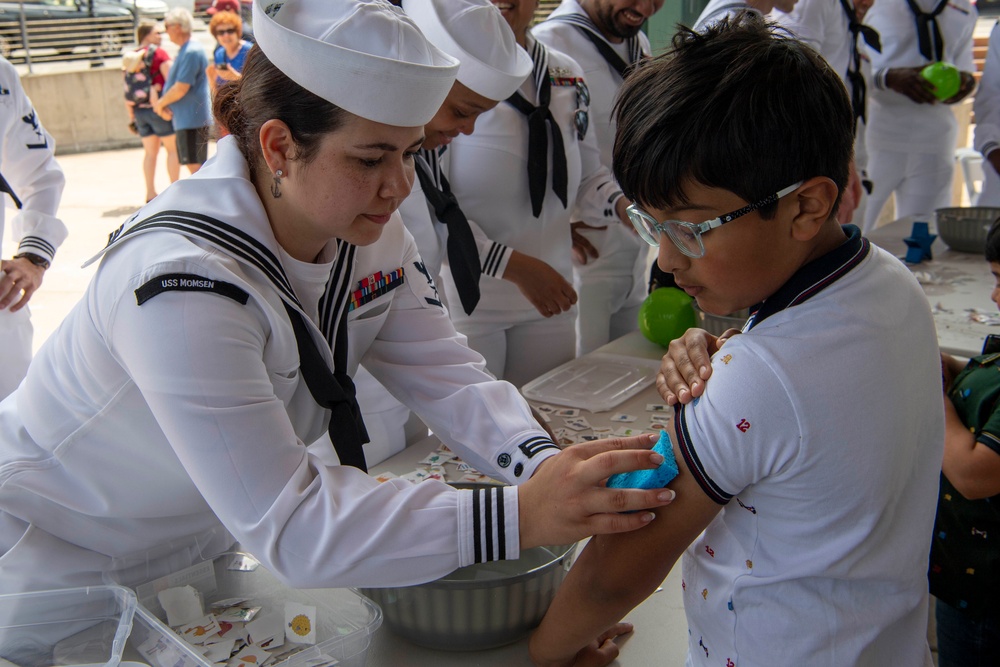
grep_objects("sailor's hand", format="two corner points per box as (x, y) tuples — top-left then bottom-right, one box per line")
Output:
(518, 433), (675, 549)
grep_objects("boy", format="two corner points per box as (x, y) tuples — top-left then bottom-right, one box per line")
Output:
(931, 219), (1000, 666)
(529, 13), (943, 667)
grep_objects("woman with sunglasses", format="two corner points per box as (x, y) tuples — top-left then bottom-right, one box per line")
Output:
(440, 0), (633, 389)
(206, 9), (252, 95)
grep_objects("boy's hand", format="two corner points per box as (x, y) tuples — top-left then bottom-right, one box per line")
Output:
(518, 433), (675, 549)
(657, 327), (740, 406)
(530, 622), (634, 667)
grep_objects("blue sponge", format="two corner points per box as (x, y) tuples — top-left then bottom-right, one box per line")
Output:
(606, 430), (679, 490)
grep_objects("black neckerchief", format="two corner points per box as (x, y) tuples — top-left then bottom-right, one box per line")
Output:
(838, 0), (881, 132)
(746, 224), (870, 331)
(415, 147), (482, 315)
(905, 0), (950, 61)
(504, 37), (568, 218)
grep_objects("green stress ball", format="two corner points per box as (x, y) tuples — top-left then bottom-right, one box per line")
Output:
(921, 62), (961, 101)
(638, 287), (697, 347)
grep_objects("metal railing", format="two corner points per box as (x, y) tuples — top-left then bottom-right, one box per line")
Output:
(0, 6), (136, 71)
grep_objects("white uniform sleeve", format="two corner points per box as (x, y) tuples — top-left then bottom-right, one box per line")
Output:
(673, 339), (802, 503)
(1, 60), (66, 263)
(975, 24), (1000, 160)
(361, 232), (559, 485)
(106, 262), (518, 588)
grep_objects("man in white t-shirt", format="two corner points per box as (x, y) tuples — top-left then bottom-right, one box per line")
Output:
(530, 13), (942, 667)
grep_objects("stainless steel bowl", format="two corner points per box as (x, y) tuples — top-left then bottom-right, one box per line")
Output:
(357, 486), (575, 651)
(691, 303), (749, 337)
(935, 207), (1000, 254)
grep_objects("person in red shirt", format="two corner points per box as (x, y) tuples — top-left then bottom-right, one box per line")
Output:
(124, 20), (180, 202)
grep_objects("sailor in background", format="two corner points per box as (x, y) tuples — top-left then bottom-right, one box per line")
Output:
(862, 0), (977, 233)
(0, 0), (673, 597)
(773, 0), (879, 227)
(444, 0), (627, 388)
(352, 0), (533, 466)
(974, 20), (1000, 206)
(0, 55), (66, 400)
(533, 0), (663, 356)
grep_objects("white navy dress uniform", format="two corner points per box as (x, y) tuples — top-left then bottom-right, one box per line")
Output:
(533, 0), (652, 356)
(862, 0), (976, 232)
(974, 21), (1000, 206)
(0, 0), (559, 596)
(773, 0), (879, 225)
(352, 0), (533, 464)
(443, 33), (625, 387)
(0, 55), (66, 400)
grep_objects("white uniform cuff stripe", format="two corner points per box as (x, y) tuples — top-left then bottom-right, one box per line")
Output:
(458, 486), (519, 566)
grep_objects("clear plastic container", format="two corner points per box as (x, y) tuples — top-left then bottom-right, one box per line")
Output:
(0, 585), (137, 666)
(122, 554), (382, 667)
(521, 353), (658, 412)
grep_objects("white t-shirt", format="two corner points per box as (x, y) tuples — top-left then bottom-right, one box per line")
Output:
(677, 229), (941, 665)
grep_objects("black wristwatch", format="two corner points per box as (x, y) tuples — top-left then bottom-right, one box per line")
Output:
(13, 252), (51, 270)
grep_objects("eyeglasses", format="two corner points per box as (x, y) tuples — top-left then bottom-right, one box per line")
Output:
(626, 181), (803, 258)
(215, 28), (237, 35)
(574, 80), (589, 141)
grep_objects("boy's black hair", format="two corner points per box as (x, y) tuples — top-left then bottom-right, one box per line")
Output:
(613, 11), (854, 220)
(986, 217), (1000, 263)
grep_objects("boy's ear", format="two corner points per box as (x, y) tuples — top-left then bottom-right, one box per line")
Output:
(789, 177), (839, 241)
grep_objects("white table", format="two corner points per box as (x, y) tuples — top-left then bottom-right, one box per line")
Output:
(866, 217), (996, 358)
(365, 333), (689, 667)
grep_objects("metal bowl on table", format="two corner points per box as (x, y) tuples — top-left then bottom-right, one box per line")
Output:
(935, 207), (1000, 254)
(357, 484), (575, 651)
(691, 303), (749, 337)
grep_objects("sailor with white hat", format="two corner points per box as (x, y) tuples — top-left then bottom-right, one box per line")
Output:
(353, 0), (532, 464)
(0, 0), (671, 597)
(441, 0), (627, 389)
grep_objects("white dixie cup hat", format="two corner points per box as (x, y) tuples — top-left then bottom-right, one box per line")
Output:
(252, 0), (459, 127)
(403, 0), (532, 102)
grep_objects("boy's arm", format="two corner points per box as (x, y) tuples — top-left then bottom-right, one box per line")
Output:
(529, 425), (722, 667)
(942, 395), (1000, 500)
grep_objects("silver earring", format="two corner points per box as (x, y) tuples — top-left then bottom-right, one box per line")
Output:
(271, 169), (283, 199)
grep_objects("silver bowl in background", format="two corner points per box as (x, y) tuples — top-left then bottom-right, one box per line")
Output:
(935, 207), (1000, 254)
(357, 485), (575, 651)
(691, 303), (749, 337)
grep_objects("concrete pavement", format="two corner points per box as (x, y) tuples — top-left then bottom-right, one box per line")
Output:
(2, 142), (216, 352)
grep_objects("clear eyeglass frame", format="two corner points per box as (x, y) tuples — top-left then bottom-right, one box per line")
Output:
(626, 181), (803, 258)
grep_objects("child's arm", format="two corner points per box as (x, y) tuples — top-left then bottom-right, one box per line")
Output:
(941, 396), (1000, 500)
(528, 426), (721, 667)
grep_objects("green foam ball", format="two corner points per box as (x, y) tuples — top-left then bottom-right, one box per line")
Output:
(638, 287), (697, 347)
(921, 62), (961, 101)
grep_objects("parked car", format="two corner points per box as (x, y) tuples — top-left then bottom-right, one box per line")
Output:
(108, 0), (167, 20)
(0, 0), (136, 62)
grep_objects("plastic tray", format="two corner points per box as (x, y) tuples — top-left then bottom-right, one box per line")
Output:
(521, 353), (658, 412)
(0, 585), (137, 666)
(122, 553), (382, 667)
